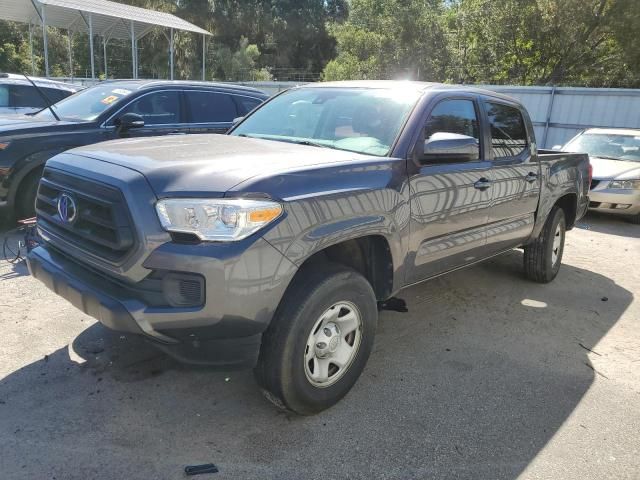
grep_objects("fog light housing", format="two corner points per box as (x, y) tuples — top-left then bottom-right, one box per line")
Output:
(162, 272), (205, 307)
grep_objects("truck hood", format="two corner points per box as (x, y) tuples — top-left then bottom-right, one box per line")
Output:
(67, 134), (373, 197)
(591, 157), (640, 180)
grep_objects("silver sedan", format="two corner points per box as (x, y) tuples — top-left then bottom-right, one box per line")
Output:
(560, 128), (640, 224)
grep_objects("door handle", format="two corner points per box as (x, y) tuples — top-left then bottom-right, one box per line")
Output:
(525, 172), (538, 183)
(474, 178), (492, 191)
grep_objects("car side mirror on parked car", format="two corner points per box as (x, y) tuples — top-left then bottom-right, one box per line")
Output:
(115, 113), (144, 133)
(551, 145), (562, 151)
(422, 132), (479, 164)
(232, 116), (244, 125)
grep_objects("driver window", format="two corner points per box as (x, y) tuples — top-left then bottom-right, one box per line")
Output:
(425, 99), (480, 159)
(118, 91), (181, 125)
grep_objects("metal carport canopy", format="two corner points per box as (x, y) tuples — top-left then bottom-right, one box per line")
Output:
(1, 0), (211, 80)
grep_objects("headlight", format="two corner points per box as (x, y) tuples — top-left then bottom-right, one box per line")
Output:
(156, 198), (283, 241)
(0, 141), (11, 150)
(608, 179), (640, 190)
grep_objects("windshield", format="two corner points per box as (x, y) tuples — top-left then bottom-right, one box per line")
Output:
(564, 133), (640, 162)
(34, 83), (138, 121)
(231, 87), (421, 156)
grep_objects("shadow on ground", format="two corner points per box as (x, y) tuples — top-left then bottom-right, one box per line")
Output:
(576, 211), (639, 238)
(0, 251), (633, 479)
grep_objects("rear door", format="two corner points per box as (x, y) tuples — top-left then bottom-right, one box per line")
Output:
(407, 96), (493, 283)
(184, 90), (240, 134)
(482, 100), (540, 254)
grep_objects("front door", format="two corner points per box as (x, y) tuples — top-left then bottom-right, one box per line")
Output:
(482, 101), (540, 254)
(407, 97), (493, 284)
(115, 90), (186, 137)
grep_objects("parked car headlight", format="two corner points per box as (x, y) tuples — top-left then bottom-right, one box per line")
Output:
(608, 179), (640, 190)
(156, 198), (283, 241)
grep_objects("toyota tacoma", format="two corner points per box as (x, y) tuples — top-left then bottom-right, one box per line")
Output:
(27, 81), (590, 414)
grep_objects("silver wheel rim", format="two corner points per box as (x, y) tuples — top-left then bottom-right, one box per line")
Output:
(552, 224), (563, 266)
(304, 301), (363, 388)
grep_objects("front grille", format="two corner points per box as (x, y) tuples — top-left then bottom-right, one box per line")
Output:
(590, 179), (601, 190)
(35, 168), (135, 262)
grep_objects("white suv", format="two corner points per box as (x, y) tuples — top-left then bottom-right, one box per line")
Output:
(0, 73), (81, 116)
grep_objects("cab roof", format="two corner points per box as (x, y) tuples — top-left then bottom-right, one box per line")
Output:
(98, 79), (267, 96)
(300, 80), (519, 104)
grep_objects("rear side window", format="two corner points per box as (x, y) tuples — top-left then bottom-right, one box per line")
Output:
(186, 91), (238, 123)
(486, 102), (528, 159)
(43, 87), (72, 103)
(235, 96), (262, 115)
(0, 86), (8, 107)
(10, 85), (47, 108)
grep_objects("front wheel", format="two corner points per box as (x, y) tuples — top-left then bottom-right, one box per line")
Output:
(523, 206), (566, 283)
(254, 264), (378, 415)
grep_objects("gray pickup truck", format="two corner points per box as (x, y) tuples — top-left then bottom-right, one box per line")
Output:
(27, 81), (590, 414)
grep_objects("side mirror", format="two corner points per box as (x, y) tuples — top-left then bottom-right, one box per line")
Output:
(115, 112), (144, 133)
(232, 116), (244, 125)
(422, 132), (479, 163)
(551, 145), (562, 151)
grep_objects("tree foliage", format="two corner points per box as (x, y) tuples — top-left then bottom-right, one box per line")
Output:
(0, 0), (639, 87)
(326, 0), (640, 87)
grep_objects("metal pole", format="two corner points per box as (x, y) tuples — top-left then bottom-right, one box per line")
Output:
(68, 30), (73, 80)
(130, 21), (136, 79)
(103, 37), (107, 78)
(170, 28), (174, 80)
(42, 5), (49, 77)
(88, 13), (95, 79)
(542, 86), (557, 148)
(202, 33), (206, 81)
(29, 23), (35, 75)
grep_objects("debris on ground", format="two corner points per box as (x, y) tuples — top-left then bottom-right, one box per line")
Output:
(378, 297), (408, 313)
(184, 463), (219, 476)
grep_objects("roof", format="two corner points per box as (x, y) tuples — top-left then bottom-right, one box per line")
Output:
(0, 73), (80, 91)
(91, 79), (268, 96)
(301, 80), (520, 103)
(583, 128), (640, 136)
(1, 0), (210, 40)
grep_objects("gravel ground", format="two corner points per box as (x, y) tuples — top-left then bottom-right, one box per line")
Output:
(0, 212), (639, 480)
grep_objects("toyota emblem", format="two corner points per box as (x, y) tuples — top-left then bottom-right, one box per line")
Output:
(57, 192), (78, 224)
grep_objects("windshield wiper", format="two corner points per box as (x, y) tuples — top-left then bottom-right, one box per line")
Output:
(291, 139), (333, 149)
(22, 72), (60, 121)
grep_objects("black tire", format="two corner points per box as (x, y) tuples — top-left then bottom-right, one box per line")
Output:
(16, 169), (42, 220)
(254, 263), (378, 415)
(523, 206), (566, 283)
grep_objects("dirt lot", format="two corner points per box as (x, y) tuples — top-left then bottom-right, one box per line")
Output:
(0, 213), (638, 480)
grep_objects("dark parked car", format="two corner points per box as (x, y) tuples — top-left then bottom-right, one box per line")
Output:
(0, 80), (268, 219)
(27, 81), (590, 414)
(0, 73), (80, 116)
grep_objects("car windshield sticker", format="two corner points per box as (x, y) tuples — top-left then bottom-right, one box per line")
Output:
(112, 89), (131, 96)
(101, 95), (119, 105)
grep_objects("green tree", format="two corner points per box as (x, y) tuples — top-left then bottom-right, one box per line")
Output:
(322, 0), (451, 81)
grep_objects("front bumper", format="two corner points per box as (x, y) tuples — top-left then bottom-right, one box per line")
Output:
(589, 182), (640, 217)
(27, 239), (297, 368)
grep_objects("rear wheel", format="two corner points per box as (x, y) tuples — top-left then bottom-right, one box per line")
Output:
(254, 264), (378, 415)
(523, 206), (566, 283)
(16, 169), (42, 220)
